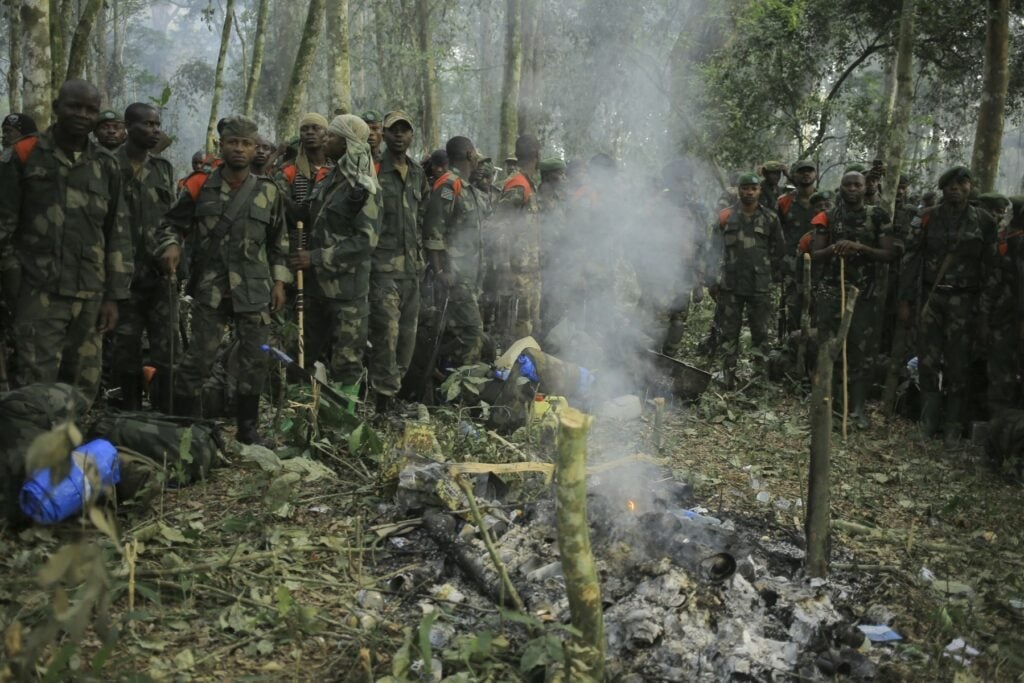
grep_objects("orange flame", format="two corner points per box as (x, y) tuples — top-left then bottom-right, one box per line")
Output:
(627, 500), (637, 512)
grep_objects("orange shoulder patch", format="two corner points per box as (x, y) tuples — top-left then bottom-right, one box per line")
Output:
(13, 135), (39, 164)
(183, 171), (210, 202)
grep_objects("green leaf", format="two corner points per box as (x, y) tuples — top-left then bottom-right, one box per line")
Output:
(520, 634), (563, 673)
(275, 585), (293, 618)
(418, 611), (440, 675)
(178, 427), (193, 465)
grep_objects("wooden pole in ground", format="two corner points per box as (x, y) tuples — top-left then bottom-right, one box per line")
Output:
(555, 407), (604, 681)
(806, 286), (860, 578)
(840, 257), (848, 438)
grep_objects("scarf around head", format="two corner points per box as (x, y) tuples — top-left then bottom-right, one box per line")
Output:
(296, 112), (329, 179)
(328, 114), (379, 195)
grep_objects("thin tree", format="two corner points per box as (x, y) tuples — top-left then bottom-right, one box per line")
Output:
(326, 0), (352, 114)
(205, 0), (235, 153)
(7, 0), (23, 112)
(498, 0), (523, 161)
(243, 0), (269, 118)
(21, 0), (53, 128)
(66, 0), (104, 81)
(970, 0), (1010, 192)
(516, 0), (540, 135)
(276, 0), (326, 143)
(477, 0), (497, 155)
(415, 0), (440, 150)
(49, 0), (72, 98)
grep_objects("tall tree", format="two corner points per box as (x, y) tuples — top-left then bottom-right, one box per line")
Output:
(516, 0), (541, 135)
(880, 0), (915, 213)
(477, 0), (498, 156)
(66, 0), (104, 81)
(7, 0), (23, 112)
(415, 0), (440, 150)
(22, 0), (53, 128)
(276, 0), (326, 143)
(205, 0), (235, 153)
(498, 0), (522, 160)
(243, 0), (270, 117)
(48, 0), (72, 98)
(326, 0), (352, 114)
(970, 0), (1010, 193)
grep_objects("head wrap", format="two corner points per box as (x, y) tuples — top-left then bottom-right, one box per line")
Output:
(328, 114), (379, 195)
(296, 112), (329, 178)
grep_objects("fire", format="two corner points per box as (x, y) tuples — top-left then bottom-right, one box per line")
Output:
(627, 499), (637, 512)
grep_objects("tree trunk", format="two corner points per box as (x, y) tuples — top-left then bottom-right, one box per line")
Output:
(107, 0), (125, 103)
(372, 1), (389, 105)
(326, 0), (351, 115)
(276, 0), (326, 143)
(477, 0), (497, 156)
(91, 0), (107, 104)
(498, 0), (522, 161)
(881, 0), (915, 216)
(415, 0), (440, 150)
(516, 0), (539, 135)
(48, 0), (72, 98)
(970, 0), (1010, 193)
(242, 0), (269, 118)
(7, 0), (22, 112)
(205, 0), (235, 154)
(21, 0), (52, 128)
(65, 0), (103, 81)
(806, 287), (860, 578)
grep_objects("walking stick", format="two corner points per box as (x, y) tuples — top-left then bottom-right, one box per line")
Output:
(840, 256), (848, 439)
(296, 221), (305, 369)
(168, 273), (178, 415)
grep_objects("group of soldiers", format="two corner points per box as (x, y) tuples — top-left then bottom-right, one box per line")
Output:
(1, 76), (1022, 448)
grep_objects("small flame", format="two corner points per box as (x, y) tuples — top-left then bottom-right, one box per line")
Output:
(627, 499), (637, 512)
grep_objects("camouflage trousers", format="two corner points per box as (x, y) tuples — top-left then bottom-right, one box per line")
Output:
(444, 281), (484, 366)
(305, 296), (368, 386)
(987, 311), (1023, 416)
(815, 286), (877, 383)
(13, 289), (103, 402)
(510, 271), (541, 340)
(368, 276), (420, 396)
(175, 302), (270, 397)
(915, 289), (977, 396)
(719, 291), (772, 371)
(110, 283), (182, 376)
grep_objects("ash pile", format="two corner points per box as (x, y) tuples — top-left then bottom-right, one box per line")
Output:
(383, 427), (877, 681)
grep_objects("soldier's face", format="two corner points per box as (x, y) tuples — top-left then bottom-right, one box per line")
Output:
(840, 173), (865, 204)
(763, 170), (782, 185)
(253, 140), (273, 166)
(221, 135), (257, 170)
(54, 88), (101, 137)
(383, 122), (413, 155)
(366, 122), (383, 149)
(95, 120), (126, 148)
(738, 183), (760, 205)
(127, 108), (162, 150)
(942, 178), (970, 205)
(300, 123), (324, 150)
(794, 167), (816, 186)
(324, 131), (347, 160)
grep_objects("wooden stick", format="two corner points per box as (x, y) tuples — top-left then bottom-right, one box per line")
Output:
(840, 256), (848, 438)
(555, 407), (604, 681)
(296, 220), (305, 369)
(796, 252), (812, 375)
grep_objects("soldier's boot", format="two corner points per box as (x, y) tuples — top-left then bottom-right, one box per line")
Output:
(850, 379), (870, 430)
(943, 396), (964, 448)
(119, 372), (142, 411)
(339, 384), (360, 416)
(919, 391), (942, 438)
(236, 394), (262, 445)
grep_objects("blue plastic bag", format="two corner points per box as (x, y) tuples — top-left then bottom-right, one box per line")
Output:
(19, 439), (120, 524)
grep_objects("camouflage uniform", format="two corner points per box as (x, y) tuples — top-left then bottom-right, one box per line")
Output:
(0, 129), (133, 402)
(984, 200), (1023, 415)
(110, 145), (179, 407)
(899, 202), (997, 437)
(496, 172), (542, 341)
(423, 167), (485, 365)
(711, 203), (785, 380)
(777, 190), (818, 340)
(156, 168), (291, 399)
(303, 166), (381, 385)
(368, 153), (426, 396)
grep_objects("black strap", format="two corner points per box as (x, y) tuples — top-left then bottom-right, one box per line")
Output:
(206, 172), (260, 246)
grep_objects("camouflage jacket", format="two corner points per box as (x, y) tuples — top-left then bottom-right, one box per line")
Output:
(374, 153), (426, 278)
(984, 212), (1024, 323)
(899, 202), (997, 304)
(811, 204), (892, 289)
(496, 172), (541, 275)
(0, 128), (133, 301)
(305, 166), (381, 301)
(423, 167), (485, 286)
(156, 169), (291, 313)
(114, 146), (176, 290)
(711, 203), (785, 295)
(777, 190), (818, 254)
(758, 182), (783, 214)
(274, 161), (332, 223)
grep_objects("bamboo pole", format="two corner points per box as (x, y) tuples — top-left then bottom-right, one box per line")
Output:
(555, 407), (604, 681)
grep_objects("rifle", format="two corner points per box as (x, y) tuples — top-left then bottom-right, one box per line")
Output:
(260, 344), (357, 411)
(421, 281), (450, 404)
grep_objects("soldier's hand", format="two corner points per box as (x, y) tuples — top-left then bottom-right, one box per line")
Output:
(833, 240), (860, 257)
(898, 301), (912, 324)
(161, 244), (182, 275)
(97, 300), (118, 333)
(290, 250), (312, 270)
(271, 281), (286, 312)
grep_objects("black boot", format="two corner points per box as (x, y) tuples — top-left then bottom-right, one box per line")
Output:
(119, 371), (142, 411)
(236, 394), (261, 445)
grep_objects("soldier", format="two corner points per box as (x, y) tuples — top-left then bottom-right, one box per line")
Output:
(776, 159), (819, 343)
(109, 102), (179, 410)
(290, 115), (381, 410)
(810, 171), (895, 428)
(2, 113), (37, 148)
(711, 172), (785, 388)
(361, 110), (384, 163)
(0, 79), (133, 402)
(758, 161), (786, 212)
(422, 136), (485, 366)
(156, 115), (290, 444)
(979, 194), (1022, 416)
(367, 111), (426, 412)
(470, 156), (501, 214)
(423, 149), (449, 185)
(251, 135), (275, 175)
(275, 113), (332, 225)
(899, 166), (998, 444)
(94, 110), (126, 150)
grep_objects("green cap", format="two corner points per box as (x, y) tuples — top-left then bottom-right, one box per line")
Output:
(762, 161), (784, 172)
(219, 115), (259, 140)
(737, 172), (761, 186)
(810, 190), (834, 204)
(361, 109), (383, 124)
(539, 157), (567, 173)
(97, 110), (122, 123)
(938, 165), (971, 189)
(792, 159), (816, 171)
(382, 110), (413, 129)
(844, 163), (867, 174)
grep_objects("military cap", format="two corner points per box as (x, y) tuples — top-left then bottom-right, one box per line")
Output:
(792, 159), (816, 171)
(2, 112), (37, 134)
(737, 172), (761, 186)
(938, 165), (971, 189)
(504, 156), (518, 164)
(762, 161), (785, 173)
(843, 163), (867, 174)
(810, 190), (834, 204)
(219, 115), (259, 140)
(539, 157), (567, 173)
(97, 110), (122, 124)
(361, 109), (383, 124)
(382, 110), (414, 129)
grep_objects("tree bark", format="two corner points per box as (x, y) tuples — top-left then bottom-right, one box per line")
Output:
(970, 0), (1010, 193)
(242, 0), (269, 118)
(7, 0), (23, 112)
(21, 0), (53, 129)
(477, 0), (497, 156)
(415, 0), (440, 150)
(276, 0), (326, 143)
(65, 0), (103, 81)
(516, 0), (539, 135)
(498, 0), (522, 161)
(205, 0), (235, 154)
(48, 0), (72, 99)
(326, 0), (351, 115)
(881, 0), (914, 212)
(806, 286), (860, 579)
